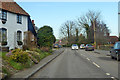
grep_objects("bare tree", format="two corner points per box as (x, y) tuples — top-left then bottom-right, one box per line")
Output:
(60, 20), (77, 44)
(77, 10), (110, 45)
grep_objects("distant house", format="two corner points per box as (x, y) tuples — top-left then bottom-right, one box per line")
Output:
(107, 33), (119, 44)
(0, 1), (37, 51)
(108, 36), (119, 44)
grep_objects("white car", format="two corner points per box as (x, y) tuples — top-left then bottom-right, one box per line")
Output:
(71, 44), (79, 50)
(80, 44), (85, 49)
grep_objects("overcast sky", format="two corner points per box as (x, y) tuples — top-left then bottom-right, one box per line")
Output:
(17, 2), (118, 39)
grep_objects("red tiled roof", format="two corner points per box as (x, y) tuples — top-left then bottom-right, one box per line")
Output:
(0, 0), (29, 16)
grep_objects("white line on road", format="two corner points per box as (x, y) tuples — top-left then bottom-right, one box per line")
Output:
(86, 58), (90, 61)
(106, 73), (110, 76)
(111, 77), (116, 80)
(93, 62), (100, 68)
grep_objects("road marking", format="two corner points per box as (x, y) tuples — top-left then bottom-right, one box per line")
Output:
(93, 62), (100, 68)
(111, 77), (116, 80)
(106, 73), (110, 76)
(86, 58), (90, 61)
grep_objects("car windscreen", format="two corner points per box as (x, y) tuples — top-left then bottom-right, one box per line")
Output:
(87, 44), (92, 46)
(81, 44), (84, 46)
(72, 44), (77, 46)
(118, 43), (120, 49)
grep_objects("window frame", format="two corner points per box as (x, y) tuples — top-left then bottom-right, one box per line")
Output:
(2, 10), (7, 21)
(17, 14), (22, 24)
(0, 28), (7, 42)
(17, 31), (22, 41)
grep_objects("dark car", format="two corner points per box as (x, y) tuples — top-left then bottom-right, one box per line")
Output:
(110, 41), (120, 61)
(85, 44), (94, 51)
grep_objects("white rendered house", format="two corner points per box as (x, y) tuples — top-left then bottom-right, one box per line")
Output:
(0, 2), (30, 50)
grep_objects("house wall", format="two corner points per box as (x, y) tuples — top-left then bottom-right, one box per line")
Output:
(0, 11), (28, 49)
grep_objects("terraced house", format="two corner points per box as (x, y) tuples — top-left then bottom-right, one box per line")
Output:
(0, 1), (37, 51)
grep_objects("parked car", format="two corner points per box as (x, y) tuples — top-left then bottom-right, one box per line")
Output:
(80, 44), (85, 49)
(110, 41), (120, 61)
(53, 44), (62, 48)
(71, 44), (79, 50)
(85, 44), (94, 51)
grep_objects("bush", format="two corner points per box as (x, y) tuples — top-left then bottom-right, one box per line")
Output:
(22, 45), (29, 51)
(10, 49), (29, 63)
(9, 60), (24, 70)
(40, 52), (51, 59)
(40, 47), (50, 52)
(26, 51), (41, 62)
(30, 48), (42, 53)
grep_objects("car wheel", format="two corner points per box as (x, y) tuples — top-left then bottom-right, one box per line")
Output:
(117, 54), (120, 61)
(111, 55), (114, 59)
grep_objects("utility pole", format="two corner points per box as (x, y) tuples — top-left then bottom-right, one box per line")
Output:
(93, 20), (96, 49)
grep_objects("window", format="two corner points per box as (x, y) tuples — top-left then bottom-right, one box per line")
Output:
(17, 14), (22, 24)
(17, 31), (22, 41)
(0, 28), (7, 42)
(2, 10), (7, 20)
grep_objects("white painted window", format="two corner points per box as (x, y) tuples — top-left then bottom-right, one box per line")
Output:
(0, 28), (7, 42)
(17, 31), (22, 41)
(17, 14), (22, 24)
(2, 10), (7, 21)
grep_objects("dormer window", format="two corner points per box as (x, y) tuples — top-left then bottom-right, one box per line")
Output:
(17, 14), (22, 24)
(2, 10), (7, 21)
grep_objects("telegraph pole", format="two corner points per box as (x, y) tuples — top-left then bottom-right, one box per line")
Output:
(93, 20), (96, 49)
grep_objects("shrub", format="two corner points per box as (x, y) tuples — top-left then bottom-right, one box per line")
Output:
(27, 51), (41, 62)
(40, 52), (51, 59)
(29, 48), (42, 53)
(40, 47), (50, 52)
(10, 49), (29, 63)
(22, 45), (29, 51)
(9, 60), (24, 70)
(6, 51), (13, 57)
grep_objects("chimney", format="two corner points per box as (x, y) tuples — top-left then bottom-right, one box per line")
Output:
(32, 20), (34, 25)
(32, 20), (35, 29)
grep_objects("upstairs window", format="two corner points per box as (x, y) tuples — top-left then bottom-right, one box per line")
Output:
(17, 14), (22, 24)
(17, 31), (22, 41)
(0, 28), (7, 42)
(2, 10), (7, 21)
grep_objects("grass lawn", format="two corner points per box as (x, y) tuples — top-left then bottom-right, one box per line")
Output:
(0, 51), (8, 59)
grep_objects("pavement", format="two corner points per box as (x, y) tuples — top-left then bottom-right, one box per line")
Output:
(10, 48), (64, 79)
(30, 48), (118, 79)
(94, 49), (110, 56)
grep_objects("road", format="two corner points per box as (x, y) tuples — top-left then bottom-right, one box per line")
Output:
(30, 48), (119, 79)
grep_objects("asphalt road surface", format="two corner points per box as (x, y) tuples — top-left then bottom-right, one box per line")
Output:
(30, 48), (119, 79)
